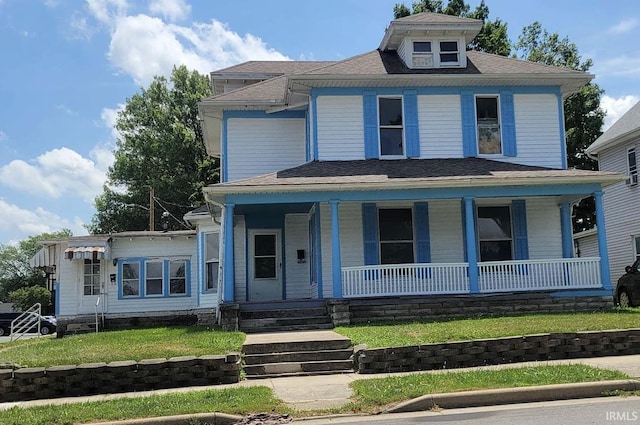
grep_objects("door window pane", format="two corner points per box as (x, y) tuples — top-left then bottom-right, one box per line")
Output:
(255, 258), (276, 279)
(255, 235), (276, 256)
(254, 234), (277, 279)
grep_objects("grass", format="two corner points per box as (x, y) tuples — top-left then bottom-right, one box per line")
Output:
(0, 326), (245, 368)
(1, 365), (630, 424)
(348, 364), (630, 411)
(336, 309), (640, 348)
(0, 386), (289, 425)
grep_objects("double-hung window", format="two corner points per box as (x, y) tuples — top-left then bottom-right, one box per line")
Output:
(145, 261), (164, 296)
(122, 262), (141, 297)
(83, 259), (100, 296)
(120, 258), (190, 298)
(627, 147), (638, 186)
(378, 208), (415, 264)
(379, 97), (404, 157)
(204, 233), (219, 291)
(439, 41), (459, 64)
(476, 96), (502, 155)
(477, 206), (513, 262)
(169, 260), (187, 295)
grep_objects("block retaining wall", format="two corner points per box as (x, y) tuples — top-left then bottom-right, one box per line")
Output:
(0, 353), (241, 402)
(355, 329), (640, 374)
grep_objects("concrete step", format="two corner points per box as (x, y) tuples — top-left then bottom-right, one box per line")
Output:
(239, 307), (328, 320)
(242, 338), (352, 355)
(244, 369), (354, 379)
(244, 359), (354, 378)
(240, 315), (330, 329)
(244, 348), (353, 365)
(241, 323), (335, 334)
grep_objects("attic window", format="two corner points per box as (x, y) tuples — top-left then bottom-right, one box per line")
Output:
(412, 41), (433, 68)
(439, 41), (459, 64)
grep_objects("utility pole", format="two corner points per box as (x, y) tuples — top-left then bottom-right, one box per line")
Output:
(149, 186), (155, 231)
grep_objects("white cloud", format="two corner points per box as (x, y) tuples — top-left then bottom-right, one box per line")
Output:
(55, 104), (78, 116)
(148, 0), (190, 22)
(594, 55), (640, 78)
(0, 131), (7, 142)
(601, 94), (640, 130)
(609, 18), (638, 34)
(100, 104), (124, 140)
(80, 1), (289, 85)
(0, 199), (86, 238)
(0, 147), (108, 202)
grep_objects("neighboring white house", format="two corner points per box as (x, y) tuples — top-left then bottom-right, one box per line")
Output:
(197, 12), (624, 329)
(30, 209), (220, 332)
(586, 100), (640, 284)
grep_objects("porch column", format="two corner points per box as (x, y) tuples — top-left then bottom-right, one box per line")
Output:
(329, 199), (343, 298)
(464, 197), (479, 293)
(594, 191), (612, 290)
(222, 203), (235, 302)
(560, 203), (573, 258)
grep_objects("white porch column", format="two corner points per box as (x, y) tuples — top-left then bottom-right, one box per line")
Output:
(594, 191), (612, 290)
(222, 203), (235, 302)
(329, 199), (342, 298)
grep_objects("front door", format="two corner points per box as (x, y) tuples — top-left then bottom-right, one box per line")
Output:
(79, 258), (106, 313)
(248, 229), (283, 301)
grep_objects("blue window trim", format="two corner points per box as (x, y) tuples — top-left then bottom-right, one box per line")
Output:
(362, 203), (379, 265)
(557, 93), (568, 169)
(315, 203), (323, 298)
(560, 203), (573, 259)
(312, 95), (319, 161)
(117, 258), (192, 300)
(363, 91), (379, 159)
(461, 91), (477, 157)
(223, 203), (235, 302)
(403, 90), (420, 158)
(414, 202), (431, 263)
(511, 199), (529, 260)
(54, 281), (60, 316)
(500, 91), (517, 157)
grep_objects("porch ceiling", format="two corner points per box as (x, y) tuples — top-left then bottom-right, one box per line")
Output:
(203, 158), (624, 205)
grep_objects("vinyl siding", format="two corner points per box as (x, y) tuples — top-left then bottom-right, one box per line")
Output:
(197, 221), (220, 309)
(600, 140), (640, 280)
(429, 200), (465, 262)
(233, 216), (247, 302)
(521, 197), (563, 259)
(316, 96), (365, 161)
(418, 95), (464, 158)
(574, 233), (599, 258)
(502, 94), (562, 168)
(226, 118), (306, 181)
(284, 214), (312, 299)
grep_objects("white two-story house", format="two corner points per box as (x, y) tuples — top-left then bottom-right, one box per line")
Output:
(198, 13), (623, 329)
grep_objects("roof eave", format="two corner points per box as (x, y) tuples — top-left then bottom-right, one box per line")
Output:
(379, 21), (483, 51)
(587, 128), (640, 156)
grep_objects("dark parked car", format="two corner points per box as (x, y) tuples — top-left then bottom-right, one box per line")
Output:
(0, 313), (56, 336)
(615, 259), (640, 307)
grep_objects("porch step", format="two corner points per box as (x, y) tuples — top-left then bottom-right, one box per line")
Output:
(65, 322), (99, 335)
(238, 301), (333, 333)
(242, 331), (354, 379)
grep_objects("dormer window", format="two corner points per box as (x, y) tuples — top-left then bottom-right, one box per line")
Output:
(412, 42), (433, 68)
(407, 39), (463, 69)
(439, 41), (459, 64)
(378, 97), (404, 157)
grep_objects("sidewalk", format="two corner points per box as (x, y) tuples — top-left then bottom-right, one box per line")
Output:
(2, 354), (639, 413)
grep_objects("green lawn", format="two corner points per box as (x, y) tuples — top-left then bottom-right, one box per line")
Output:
(348, 364), (629, 411)
(335, 309), (640, 348)
(0, 326), (245, 368)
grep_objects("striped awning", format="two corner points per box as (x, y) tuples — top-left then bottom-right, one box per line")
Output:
(30, 245), (59, 268)
(64, 246), (109, 260)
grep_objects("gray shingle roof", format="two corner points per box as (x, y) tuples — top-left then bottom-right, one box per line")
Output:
(394, 11), (482, 24)
(211, 158), (619, 190)
(587, 101), (640, 155)
(211, 61), (335, 76)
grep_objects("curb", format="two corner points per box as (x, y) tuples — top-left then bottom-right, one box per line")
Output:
(387, 379), (640, 413)
(90, 412), (243, 425)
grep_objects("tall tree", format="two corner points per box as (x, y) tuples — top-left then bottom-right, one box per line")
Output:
(89, 66), (219, 234)
(393, 0), (511, 56)
(515, 22), (605, 232)
(0, 229), (72, 301)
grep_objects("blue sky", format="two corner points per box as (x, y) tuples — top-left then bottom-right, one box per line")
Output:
(0, 0), (639, 246)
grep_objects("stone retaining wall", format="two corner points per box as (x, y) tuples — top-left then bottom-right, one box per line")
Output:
(0, 353), (241, 402)
(355, 329), (640, 374)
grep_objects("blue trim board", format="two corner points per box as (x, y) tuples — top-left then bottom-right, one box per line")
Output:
(312, 94), (319, 160)
(464, 197), (479, 293)
(594, 191), (613, 290)
(460, 91), (477, 157)
(244, 227), (249, 302)
(223, 110), (306, 119)
(511, 200), (529, 260)
(500, 91), (517, 157)
(305, 109), (310, 162)
(403, 90), (420, 158)
(329, 200), (343, 298)
(312, 86), (563, 97)
(282, 227), (287, 300)
(223, 203), (235, 302)
(363, 91), (379, 159)
(315, 203), (323, 298)
(54, 282), (60, 316)
(557, 93), (568, 169)
(362, 203), (379, 265)
(414, 202), (431, 263)
(226, 183), (603, 205)
(221, 118), (228, 183)
(560, 203), (573, 258)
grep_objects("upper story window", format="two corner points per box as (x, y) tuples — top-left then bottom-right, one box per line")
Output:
(378, 97), (404, 157)
(476, 96), (502, 155)
(379, 208), (415, 264)
(412, 41), (433, 68)
(439, 41), (459, 64)
(627, 147), (637, 186)
(477, 206), (513, 262)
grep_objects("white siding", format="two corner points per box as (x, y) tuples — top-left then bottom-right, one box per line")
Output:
(233, 216), (247, 302)
(523, 197), (563, 260)
(418, 95), (464, 158)
(316, 96), (364, 161)
(502, 94), (563, 168)
(574, 233), (599, 259)
(226, 118), (305, 181)
(105, 237), (197, 315)
(429, 200), (465, 262)
(56, 241), (77, 317)
(600, 140), (640, 281)
(285, 214), (312, 299)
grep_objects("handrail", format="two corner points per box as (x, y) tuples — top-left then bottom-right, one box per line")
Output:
(95, 296), (100, 333)
(10, 303), (41, 341)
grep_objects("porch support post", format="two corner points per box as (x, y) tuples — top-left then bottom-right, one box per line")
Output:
(594, 191), (612, 290)
(560, 203), (573, 258)
(464, 197), (479, 294)
(329, 199), (343, 298)
(222, 203), (235, 302)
